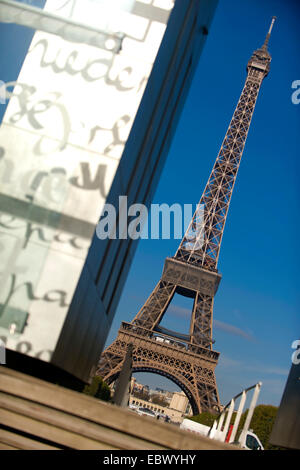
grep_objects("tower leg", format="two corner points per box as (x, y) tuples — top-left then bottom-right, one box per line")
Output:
(97, 340), (125, 382)
(132, 281), (176, 329)
(190, 293), (214, 348)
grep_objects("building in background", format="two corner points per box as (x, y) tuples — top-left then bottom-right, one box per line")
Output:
(154, 388), (173, 401)
(169, 390), (191, 415)
(0, 0), (218, 386)
(129, 380), (192, 423)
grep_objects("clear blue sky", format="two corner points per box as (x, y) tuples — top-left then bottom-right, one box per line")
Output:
(105, 0), (300, 407)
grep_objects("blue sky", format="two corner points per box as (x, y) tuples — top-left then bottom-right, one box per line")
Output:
(105, 0), (300, 407)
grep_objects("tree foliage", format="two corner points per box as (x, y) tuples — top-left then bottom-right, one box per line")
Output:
(151, 394), (169, 407)
(238, 405), (282, 450)
(83, 375), (111, 402)
(187, 405), (284, 450)
(189, 411), (217, 427)
(132, 389), (150, 402)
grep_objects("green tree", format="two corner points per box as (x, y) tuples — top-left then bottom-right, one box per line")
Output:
(188, 411), (217, 427)
(151, 394), (169, 407)
(83, 375), (111, 402)
(132, 389), (150, 401)
(238, 405), (282, 450)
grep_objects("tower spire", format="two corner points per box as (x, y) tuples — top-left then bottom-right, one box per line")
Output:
(262, 16), (276, 50)
(175, 17), (276, 271)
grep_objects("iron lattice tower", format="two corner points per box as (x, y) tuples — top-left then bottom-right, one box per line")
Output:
(96, 18), (276, 414)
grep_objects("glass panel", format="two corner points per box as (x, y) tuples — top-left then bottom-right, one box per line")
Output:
(0, 0), (138, 51)
(1, 0), (135, 32)
(0, 0), (173, 361)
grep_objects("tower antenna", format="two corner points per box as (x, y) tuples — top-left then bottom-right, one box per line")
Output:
(263, 16), (276, 49)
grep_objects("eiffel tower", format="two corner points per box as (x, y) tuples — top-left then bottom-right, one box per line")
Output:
(96, 17), (276, 414)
